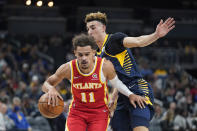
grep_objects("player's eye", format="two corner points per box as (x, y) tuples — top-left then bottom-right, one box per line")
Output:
(78, 53), (83, 57)
(91, 27), (95, 30)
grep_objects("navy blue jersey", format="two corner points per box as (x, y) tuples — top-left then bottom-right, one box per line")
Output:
(97, 32), (142, 85)
(100, 32), (155, 129)
(97, 32), (154, 107)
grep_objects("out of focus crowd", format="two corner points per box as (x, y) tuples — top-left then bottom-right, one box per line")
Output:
(0, 33), (197, 131)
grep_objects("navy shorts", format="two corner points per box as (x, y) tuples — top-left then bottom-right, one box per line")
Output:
(111, 105), (153, 130)
(111, 79), (155, 130)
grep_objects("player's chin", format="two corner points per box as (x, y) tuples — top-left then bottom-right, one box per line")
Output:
(81, 65), (88, 69)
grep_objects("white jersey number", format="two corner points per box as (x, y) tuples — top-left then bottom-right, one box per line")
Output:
(81, 92), (95, 103)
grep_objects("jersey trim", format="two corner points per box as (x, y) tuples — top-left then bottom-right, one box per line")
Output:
(97, 34), (109, 55)
(76, 57), (98, 76)
(69, 61), (73, 84)
(99, 59), (108, 106)
(69, 61), (75, 121)
(104, 82), (108, 107)
(99, 58), (105, 84)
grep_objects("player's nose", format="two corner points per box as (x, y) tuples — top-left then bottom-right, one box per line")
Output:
(88, 29), (92, 35)
(82, 55), (87, 60)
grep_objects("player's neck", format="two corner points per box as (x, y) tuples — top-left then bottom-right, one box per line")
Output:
(79, 59), (95, 74)
(97, 32), (107, 50)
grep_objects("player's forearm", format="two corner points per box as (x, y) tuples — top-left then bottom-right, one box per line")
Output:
(109, 76), (133, 97)
(111, 88), (118, 101)
(136, 32), (160, 47)
(123, 32), (160, 48)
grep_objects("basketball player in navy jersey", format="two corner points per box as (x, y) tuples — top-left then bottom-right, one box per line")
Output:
(85, 12), (175, 131)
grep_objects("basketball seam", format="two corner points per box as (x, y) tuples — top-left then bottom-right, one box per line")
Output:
(41, 103), (60, 116)
(39, 102), (64, 107)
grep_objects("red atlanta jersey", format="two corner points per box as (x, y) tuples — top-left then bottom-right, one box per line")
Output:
(70, 57), (108, 110)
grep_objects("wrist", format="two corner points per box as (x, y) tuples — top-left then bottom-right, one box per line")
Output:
(47, 86), (56, 91)
(154, 31), (160, 39)
(44, 82), (55, 92)
(128, 92), (134, 97)
(111, 93), (117, 100)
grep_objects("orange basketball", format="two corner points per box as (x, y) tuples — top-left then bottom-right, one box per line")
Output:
(38, 93), (64, 118)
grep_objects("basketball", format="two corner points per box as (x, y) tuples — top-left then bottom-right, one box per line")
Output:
(38, 93), (64, 118)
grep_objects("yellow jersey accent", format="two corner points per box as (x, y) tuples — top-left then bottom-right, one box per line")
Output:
(104, 82), (108, 106)
(70, 61), (74, 84)
(106, 117), (110, 131)
(104, 49), (133, 75)
(115, 50), (127, 67)
(99, 59), (105, 84)
(145, 96), (153, 105)
(97, 34), (109, 55)
(99, 59), (108, 107)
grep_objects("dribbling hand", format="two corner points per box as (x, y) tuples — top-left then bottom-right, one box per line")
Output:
(47, 87), (63, 107)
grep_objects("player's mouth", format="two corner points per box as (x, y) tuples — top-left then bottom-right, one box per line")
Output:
(81, 61), (87, 65)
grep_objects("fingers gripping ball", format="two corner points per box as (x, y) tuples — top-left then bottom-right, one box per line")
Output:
(38, 93), (64, 118)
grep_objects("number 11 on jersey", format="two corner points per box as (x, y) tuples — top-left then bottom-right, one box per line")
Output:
(81, 92), (95, 103)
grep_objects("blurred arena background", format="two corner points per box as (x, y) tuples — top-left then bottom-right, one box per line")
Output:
(0, 0), (197, 131)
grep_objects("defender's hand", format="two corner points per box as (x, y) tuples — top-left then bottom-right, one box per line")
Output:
(129, 94), (147, 109)
(155, 17), (175, 38)
(47, 87), (63, 107)
(108, 93), (118, 118)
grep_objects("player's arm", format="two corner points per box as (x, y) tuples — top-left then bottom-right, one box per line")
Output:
(108, 88), (118, 109)
(42, 62), (71, 106)
(123, 17), (175, 48)
(103, 59), (147, 108)
(108, 88), (118, 117)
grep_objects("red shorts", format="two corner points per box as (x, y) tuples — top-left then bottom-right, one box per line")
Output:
(66, 107), (110, 131)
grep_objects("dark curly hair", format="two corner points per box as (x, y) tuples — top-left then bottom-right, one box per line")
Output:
(72, 33), (98, 50)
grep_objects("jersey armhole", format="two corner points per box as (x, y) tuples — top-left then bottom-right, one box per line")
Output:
(69, 61), (73, 83)
(100, 59), (106, 83)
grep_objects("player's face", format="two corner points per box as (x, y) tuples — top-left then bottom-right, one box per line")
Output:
(74, 46), (95, 70)
(86, 21), (106, 43)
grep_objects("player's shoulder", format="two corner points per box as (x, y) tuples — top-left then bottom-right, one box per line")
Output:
(110, 32), (128, 39)
(58, 61), (72, 72)
(102, 58), (114, 70)
(55, 61), (72, 79)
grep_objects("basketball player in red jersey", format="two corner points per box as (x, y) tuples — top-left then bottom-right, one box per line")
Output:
(42, 33), (147, 131)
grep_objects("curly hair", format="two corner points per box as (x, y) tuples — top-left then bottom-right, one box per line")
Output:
(85, 12), (107, 25)
(72, 33), (98, 50)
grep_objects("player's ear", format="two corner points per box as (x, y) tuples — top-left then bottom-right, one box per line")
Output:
(74, 50), (77, 57)
(92, 49), (96, 56)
